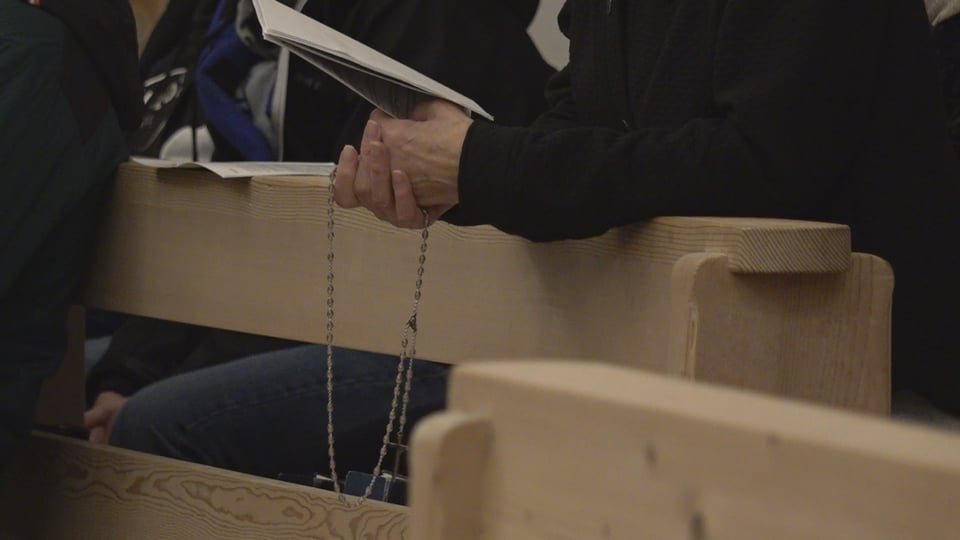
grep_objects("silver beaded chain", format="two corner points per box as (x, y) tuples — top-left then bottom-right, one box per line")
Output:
(324, 167), (430, 506)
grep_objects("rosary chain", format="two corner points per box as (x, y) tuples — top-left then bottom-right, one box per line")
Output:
(395, 233), (428, 448)
(325, 171), (342, 500)
(325, 168), (430, 506)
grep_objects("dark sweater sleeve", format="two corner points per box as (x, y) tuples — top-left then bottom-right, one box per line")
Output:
(85, 317), (210, 401)
(454, 1), (888, 242)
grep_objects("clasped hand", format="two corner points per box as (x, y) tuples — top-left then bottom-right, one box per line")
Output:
(333, 99), (472, 228)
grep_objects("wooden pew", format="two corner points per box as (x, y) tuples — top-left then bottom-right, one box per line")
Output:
(4, 162), (893, 538)
(1, 432), (405, 539)
(411, 361), (960, 540)
(78, 162), (891, 411)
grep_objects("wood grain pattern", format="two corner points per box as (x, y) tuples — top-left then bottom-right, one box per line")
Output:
(0, 433), (407, 540)
(76, 163), (881, 413)
(412, 361), (960, 540)
(115, 165), (853, 272)
(408, 412), (491, 540)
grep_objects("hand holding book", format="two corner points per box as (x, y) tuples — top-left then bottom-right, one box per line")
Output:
(333, 102), (470, 228)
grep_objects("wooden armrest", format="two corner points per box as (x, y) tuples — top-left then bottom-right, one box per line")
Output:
(110, 163), (850, 274)
(255, 173), (851, 274)
(641, 216), (850, 273)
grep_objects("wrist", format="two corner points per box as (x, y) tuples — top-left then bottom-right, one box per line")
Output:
(434, 116), (473, 180)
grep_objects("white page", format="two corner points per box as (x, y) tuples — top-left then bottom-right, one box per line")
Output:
(284, 44), (434, 119)
(270, 32), (473, 119)
(275, 40), (437, 118)
(281, 41), (425, 95)
(132, 157), (334, 179)
(251, 0), (493, 120)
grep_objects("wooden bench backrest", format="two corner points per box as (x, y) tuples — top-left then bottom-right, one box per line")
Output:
(72, 163), (892, 411)
(411, 361), (960, 540)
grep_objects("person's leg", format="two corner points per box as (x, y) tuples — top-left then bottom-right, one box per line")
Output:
(0, 1), (128, 467)
(109, 345), (449, 479)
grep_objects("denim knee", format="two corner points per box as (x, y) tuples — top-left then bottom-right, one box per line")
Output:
(109, 391), (196, 461)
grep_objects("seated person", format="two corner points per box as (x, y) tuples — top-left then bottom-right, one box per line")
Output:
(0, 0), (141, 469)
(335, 0), (960, 417)
(83, 0), (556, 486)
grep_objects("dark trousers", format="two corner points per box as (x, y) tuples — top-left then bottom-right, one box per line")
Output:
(0, 0), (128, 468)
(109, 345), (449, 481)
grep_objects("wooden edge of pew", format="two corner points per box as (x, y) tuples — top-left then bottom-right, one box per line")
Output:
(450, 360), (952, 468)
(408, 412), (492, 540)
(411, 360), (960, 539)
(116, 161), (851, 274)
(0, 432), (408, 540)
(251, 174), (853, 274)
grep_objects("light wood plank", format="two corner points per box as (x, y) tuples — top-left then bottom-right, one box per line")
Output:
(77, 163), (884, 411)
(669, 252), (892, 412)
(408, 412), (491, 540)
(0, 432), (407, 540)
(412, 361), (960, 540)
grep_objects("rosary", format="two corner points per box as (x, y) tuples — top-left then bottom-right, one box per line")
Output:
(323, 167), (431, 506)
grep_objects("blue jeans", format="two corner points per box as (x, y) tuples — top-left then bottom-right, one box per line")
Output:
(0, 1), (128, 468)
(110, 345), (450, 479)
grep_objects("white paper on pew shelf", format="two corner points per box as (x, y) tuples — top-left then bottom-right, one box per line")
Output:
(131, 157), (335, 179)
(250, 0), (493, 121)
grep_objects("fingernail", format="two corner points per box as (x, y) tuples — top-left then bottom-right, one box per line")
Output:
(366, 120), (380, 138)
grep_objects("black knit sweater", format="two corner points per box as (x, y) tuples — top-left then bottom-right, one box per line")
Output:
(454, 0), (960, 412)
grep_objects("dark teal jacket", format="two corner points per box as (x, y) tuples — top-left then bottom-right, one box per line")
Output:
(28, 0), (142, 129)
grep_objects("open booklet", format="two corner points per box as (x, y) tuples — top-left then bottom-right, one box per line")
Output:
(132, 157), (335, 179)
(250, 0), (494, 121)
